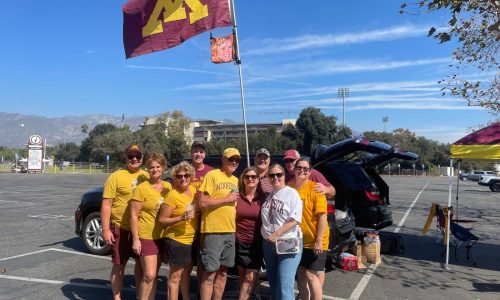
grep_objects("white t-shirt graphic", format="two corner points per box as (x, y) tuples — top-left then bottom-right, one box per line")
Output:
(261, 186), (303, 240)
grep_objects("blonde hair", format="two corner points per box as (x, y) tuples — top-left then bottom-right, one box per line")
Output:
(145, 152), (167, 169)
(171, 161), (195, 181)
(269, 163), (285, 174)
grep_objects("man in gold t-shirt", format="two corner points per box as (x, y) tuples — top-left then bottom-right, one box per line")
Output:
(101, 144), (149, 300)
(198, 148), (240, 300)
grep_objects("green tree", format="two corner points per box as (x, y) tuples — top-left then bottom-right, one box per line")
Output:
(401, 0), (500, 113)
(54, 142), (80, 162)
(295, 107), (340, 155)
(158, 111), (191, 160)
(281, 124), (302, 149)
(81, 124), (89, 135)
(91, 127), (134, 164)
(78, 123), (117, 162)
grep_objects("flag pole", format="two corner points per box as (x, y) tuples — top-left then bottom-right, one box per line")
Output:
(228, 0), (250, 167)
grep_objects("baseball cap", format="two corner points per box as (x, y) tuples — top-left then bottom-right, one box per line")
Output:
(125, 144), (144, 154)
(223, 148), (240, 158)
(255, 148), (270, 157)
(191, 141), (205, 150)
(283, 149), (300, 160)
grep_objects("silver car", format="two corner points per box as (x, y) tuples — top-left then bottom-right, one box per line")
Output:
(467, 170), (495, 182)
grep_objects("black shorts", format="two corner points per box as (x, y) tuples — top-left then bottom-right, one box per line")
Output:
(235, 240), (263, 270)
(162, 237), (193, 267)
(299, 249), (327, 272)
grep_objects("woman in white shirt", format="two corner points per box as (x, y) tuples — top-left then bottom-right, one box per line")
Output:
(261, 164), (303, 300)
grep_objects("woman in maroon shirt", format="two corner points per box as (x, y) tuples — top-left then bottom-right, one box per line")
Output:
(236, 167), (267, 300)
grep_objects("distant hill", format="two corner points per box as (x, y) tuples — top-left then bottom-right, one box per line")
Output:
(0, 113), (239, 148)
(0, 112), (145, 147)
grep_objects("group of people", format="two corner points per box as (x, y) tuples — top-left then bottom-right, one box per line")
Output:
(101, 141), (336, 300)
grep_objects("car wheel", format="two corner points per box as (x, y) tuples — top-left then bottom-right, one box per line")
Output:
(490, 182), (500, 192)
(82, 211), (111, 255)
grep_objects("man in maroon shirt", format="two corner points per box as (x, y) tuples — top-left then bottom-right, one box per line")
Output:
(283, 149), (336, 198)
(190, 141), (214, 298)
(254, 148), (273, 193)
(190, 141), (214, 191)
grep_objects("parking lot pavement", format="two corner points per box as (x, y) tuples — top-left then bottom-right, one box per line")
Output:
(1, 174), (500, 299)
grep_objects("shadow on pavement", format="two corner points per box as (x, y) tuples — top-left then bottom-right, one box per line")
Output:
(60, 274), (272, 300)
(372, 231), (500, 294)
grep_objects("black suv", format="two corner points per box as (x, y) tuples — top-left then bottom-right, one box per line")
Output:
(74, 136), (418, 256)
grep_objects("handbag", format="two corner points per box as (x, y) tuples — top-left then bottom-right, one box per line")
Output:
(275, 236), (300, 254)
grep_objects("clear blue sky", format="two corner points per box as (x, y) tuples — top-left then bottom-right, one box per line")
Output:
(0, 1), (494, 144)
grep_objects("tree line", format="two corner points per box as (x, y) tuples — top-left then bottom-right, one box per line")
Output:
(1, 107), (493, 172)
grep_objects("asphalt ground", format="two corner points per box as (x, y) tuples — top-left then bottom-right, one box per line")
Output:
(0, 173), (499, 299)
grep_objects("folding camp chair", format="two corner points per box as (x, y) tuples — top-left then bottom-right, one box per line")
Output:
(434, 204), (479, 265)
(449, 220), (479, 265)
(434, 204), (450, 244)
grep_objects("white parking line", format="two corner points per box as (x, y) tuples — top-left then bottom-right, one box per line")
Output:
(348, 180), (430, 300)
(0, 248), (342, 299)
(0, 274), (167, 296)
(0, 199), (34, 206)
(0, 249), (53, 262)
(28, 214), (73, 221)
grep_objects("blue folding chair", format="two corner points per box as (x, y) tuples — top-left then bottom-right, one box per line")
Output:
(449, 220), (479, 265)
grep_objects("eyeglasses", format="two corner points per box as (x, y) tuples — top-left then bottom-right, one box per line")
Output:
(127, 154), (142, 160)
(284, 159), (296, 164)
(268, 172), (284, 179)
(176, 173), (191, 179)
(244, 174), (258, 180)
(227, 157), (240, 163)
(295, 166), (310, 173)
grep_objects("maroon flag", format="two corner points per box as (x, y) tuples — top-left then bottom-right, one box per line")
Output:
(210, 34), (235, 63)
(123, 0), (232, 59)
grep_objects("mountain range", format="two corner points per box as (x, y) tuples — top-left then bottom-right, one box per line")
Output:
(0, 112), (145, 148)
(0, 112), (238, 148)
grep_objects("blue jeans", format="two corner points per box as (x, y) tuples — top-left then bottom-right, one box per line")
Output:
(262, 239), (303, 300)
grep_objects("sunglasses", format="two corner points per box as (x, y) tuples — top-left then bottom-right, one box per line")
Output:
(295, 166), (310, 173)
(284, 159), (296, 164)
(268, 172), (284, 179)
(176, 173), (191, 179)
(127, 154), (142, 160)
(244, 174), (258, 180)
(227, 157), (240, 163)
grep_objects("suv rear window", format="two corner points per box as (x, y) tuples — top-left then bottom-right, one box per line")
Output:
(324, 163), (374, 189)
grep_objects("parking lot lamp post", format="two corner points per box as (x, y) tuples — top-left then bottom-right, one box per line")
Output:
(338, 88), (349, 127)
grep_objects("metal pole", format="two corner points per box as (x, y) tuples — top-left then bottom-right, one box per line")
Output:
(456, 160), (460, 220)
(338, 88), (349, 127)
(229, 0), (250, 167)
(445, 158), (453, 269)
(342, 94), (345, 127)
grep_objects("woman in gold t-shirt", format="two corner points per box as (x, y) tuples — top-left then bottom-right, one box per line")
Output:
(158, 161), (198, 300)
(130, 152), (172, 300)
(288, 158), (329, 300)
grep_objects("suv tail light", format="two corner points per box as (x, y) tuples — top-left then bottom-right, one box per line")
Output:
(364, 190), (381, 201)
(327, 200), (335, 214)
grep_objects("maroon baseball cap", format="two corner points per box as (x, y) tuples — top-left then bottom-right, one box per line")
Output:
(283, 149), (300, 160)
(125, 144), (144, 154)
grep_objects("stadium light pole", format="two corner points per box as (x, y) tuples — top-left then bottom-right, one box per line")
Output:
(338, 88), (349, 127)
(382, 116), (389, 132)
